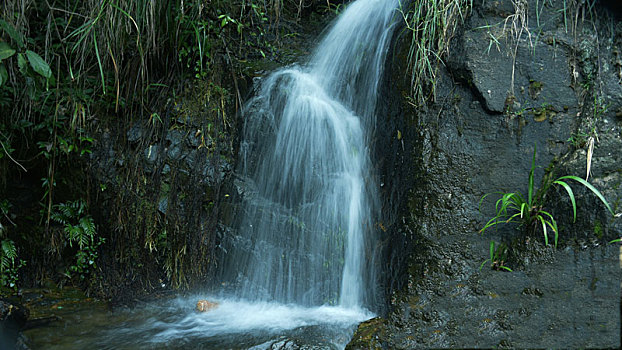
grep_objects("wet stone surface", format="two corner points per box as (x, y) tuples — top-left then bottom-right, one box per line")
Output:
(358, 0), (622, 348)
(349, 244), (619, 349)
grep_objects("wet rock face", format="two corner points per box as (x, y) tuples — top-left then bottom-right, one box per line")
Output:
(353, 0), (621, 348)
(0, 299), (29, 329)
(356, 245), (619, 349)
(88, 102), (237, 297)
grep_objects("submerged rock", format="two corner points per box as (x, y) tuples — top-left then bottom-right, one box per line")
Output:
(195, 300), (219, 312)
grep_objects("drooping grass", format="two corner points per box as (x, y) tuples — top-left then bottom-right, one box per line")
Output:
(504, 0), (532, 95)
(398, 0), (472, 106)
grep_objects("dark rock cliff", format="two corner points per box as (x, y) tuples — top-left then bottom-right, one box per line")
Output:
(351, 0), (621, 348)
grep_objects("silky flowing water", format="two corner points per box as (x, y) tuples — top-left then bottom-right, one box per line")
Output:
(220, 0), (399, 309)
(23, 0), (400, 348)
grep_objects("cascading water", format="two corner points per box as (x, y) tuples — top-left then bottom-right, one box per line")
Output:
(221, 0), (400, 311)
(22, 2), (403, 349)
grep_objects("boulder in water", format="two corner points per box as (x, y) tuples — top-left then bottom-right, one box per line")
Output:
(196, 300), (218, 312)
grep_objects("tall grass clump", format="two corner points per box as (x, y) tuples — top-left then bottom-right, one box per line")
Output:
(480, 145), (614, 248)
(398, 0), (472, 105)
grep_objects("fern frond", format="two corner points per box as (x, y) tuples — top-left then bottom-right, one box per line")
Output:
(1, 239), (17, 260)
(1, 239), (17, 270)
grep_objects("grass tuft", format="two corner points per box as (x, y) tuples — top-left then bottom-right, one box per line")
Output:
(480, 145), (615, 248)
(398, 0), (472, 106)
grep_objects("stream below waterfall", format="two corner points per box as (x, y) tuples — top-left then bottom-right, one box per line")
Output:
(24, 293), (371, 349)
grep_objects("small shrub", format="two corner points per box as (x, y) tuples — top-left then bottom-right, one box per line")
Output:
(0, 200), (24, 290)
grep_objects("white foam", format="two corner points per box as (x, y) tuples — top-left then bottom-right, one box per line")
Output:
(147, 296), (373, 342)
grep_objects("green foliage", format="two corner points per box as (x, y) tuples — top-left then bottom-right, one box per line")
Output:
(480, 145), (614, 247)
(479, 240), (512, 272)
(398, 0), (472, 105)
(0, 239), (17, 272)
(567, 130), (590, 148)
(0, 0), (318, 292)
(0, 199), (24, 290)
(0, 36), (51, 88)
(51, 200), (104, 281)
(0, 238), (25, 290)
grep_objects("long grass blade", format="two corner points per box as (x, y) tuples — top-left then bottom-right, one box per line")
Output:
(553, 180), (576, 222)
(529, 144), (536, 206)
(586, 136), (594, 180)
(558, 175), (615, 216)
(520, 202), (526, 218)
(539, 211), (558, 247)
(480, 218), (504, 234)
(538, 215), (549, 246)
(479, 192), (502, 211)
(479, 258), (491, 271)
(93, 31), (105, 94)
(507, 212), (523, 223)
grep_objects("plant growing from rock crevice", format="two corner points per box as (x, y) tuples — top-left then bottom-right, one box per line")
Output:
(398, 0), (472, 105)
(479, 240), (512, 272)
(480, 145), (614, 248)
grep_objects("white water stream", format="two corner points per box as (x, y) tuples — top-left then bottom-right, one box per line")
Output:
(221, 0), (399, 311)
(144, 0), (401, 347)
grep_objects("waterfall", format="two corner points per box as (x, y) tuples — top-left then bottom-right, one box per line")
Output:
(221, 0), (399, 310)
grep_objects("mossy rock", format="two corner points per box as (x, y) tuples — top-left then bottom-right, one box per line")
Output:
(346, 317), (387, 350)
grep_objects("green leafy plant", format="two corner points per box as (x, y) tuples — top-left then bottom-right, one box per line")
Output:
(567, 130), (590, 148)
(50, 199), (104, 281)
(480, 145), (614, 247)
(0, 29), (52, 88)
(0, 238), (25, 290)
(479, 240), (512, 272)
(0, 199), (24, 290)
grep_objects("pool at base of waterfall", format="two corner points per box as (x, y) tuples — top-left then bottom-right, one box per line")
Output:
(24, 295), (373, 349)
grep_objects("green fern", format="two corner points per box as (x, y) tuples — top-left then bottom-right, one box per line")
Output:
(50, 199), (100, 281)
(51, 200), (87, 226)
(0, 238), (23, 289)
(1, 239), (17, 271)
